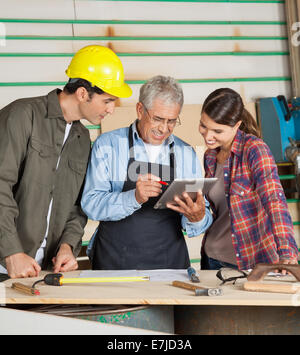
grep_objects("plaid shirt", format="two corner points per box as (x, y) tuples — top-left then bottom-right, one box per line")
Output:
(203, 129), (298, 270)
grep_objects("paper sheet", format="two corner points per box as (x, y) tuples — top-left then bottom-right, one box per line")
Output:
(80, 269), (191, 282)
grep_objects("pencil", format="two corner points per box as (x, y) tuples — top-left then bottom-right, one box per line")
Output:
(11, 282), (40, 296)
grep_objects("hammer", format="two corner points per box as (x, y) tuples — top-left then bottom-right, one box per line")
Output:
(172, 280), (223, 296)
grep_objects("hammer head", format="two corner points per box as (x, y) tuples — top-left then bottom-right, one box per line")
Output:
(195, 288), (223, 296)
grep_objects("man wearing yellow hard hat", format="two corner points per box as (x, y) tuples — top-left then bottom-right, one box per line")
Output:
(0, 45), (132, 280)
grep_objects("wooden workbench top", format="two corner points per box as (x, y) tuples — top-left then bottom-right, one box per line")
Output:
(2, 270), (300, 307)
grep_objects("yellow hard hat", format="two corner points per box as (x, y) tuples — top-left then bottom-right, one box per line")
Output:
(66, 45), (132, 98)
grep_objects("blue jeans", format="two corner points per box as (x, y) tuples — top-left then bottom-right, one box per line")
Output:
(201, 254), (238, 270)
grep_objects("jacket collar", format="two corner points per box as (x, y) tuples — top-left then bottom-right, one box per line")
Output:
(46, 89), (85, 133)
(46, 89), (65, 120)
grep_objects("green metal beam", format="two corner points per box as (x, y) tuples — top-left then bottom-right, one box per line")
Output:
(0, 77), (291, 87)
(0, 51), (289, 57)
(279, 174), (297, 180)
(86, 125), (101, 129)
(169, 77), (291, 83)
(190, 258), (201, 264)
(0, 35), (288, 40)
(286, 199), (300, 203)
(0, 18), (287, 25)
(78, 0), (284, 3)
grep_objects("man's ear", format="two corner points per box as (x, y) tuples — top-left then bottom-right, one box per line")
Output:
(136, 102), (143, 121)
(75, 87), (89, 102)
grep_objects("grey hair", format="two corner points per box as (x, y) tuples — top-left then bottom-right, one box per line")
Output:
(139, 75), (184, 111)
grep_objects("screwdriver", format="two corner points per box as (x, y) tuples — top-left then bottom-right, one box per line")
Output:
(187, 267), (200, 283)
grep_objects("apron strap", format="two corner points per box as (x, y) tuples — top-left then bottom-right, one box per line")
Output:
(128, 124), (135, 160)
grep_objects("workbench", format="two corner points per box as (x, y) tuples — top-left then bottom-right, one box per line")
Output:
(2, 270), (300, 335)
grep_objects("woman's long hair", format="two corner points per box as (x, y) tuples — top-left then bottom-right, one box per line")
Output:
(201, 88), (260, 138)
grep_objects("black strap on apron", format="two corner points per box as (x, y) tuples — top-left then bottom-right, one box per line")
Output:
(92, 124), (190, 270)
(0, 273), (9, 282)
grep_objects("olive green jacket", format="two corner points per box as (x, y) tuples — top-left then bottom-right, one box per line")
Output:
(0, 89), (91, 269)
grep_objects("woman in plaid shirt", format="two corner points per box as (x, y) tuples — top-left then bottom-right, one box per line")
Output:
(197, 88), (298, 270)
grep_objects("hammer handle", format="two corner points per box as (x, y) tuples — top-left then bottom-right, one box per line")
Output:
(172, 280), (204, 291)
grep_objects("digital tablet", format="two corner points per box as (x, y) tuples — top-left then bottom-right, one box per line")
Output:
(153, 178), (217, 209)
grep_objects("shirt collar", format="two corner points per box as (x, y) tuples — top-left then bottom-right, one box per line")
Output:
(46, 89), (84, 133)
(131, 119), (175, 146)
(230, 129), (244, 157)
(46, 89), (65, 120)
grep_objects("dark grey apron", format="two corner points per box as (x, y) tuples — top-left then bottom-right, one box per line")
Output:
(92, 124), (190, 270)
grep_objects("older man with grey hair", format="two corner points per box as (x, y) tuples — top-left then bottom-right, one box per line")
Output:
(81, 75), (212, 270)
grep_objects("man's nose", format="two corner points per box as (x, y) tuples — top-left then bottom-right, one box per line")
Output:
(106, 102), (115, 114)
(157, 120), (170, 132)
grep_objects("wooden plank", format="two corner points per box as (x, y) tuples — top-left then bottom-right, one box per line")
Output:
(293, 225), (300, 247)
(288, 201), (300, 222)
(285, 0), (300, 97)
(2, 270), (300, 306)
(244, 281), (300, 294)
(83, 220), (98, 243)
(0, 56), (290, 82)
(0, 81), (292, 108)
(73, 23), (287, 37)
(0, 0), (75, 18)
(75, 2), (285, 22)
(4, 23), (73, 36)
